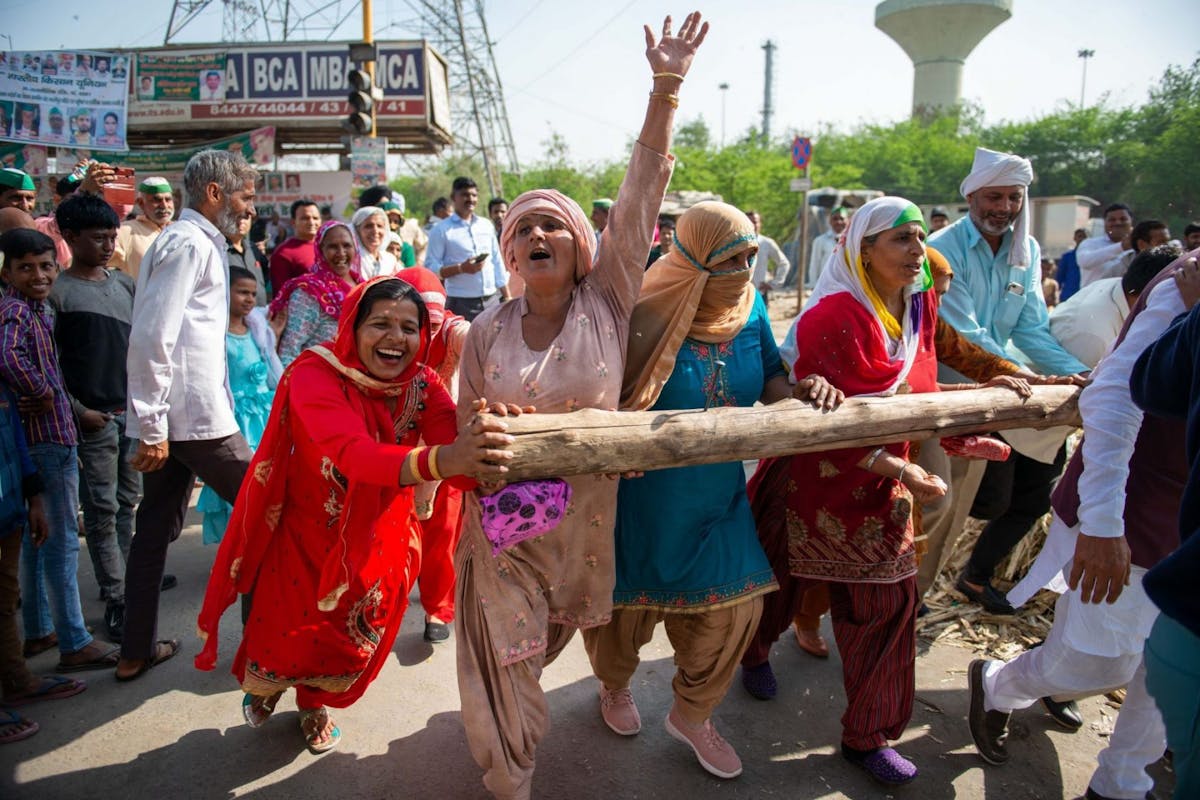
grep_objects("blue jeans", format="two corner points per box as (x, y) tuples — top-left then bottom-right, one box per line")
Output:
(77, 412), (141, 604)
(21, 442), (92, 654)
(1144, 614), (1200, 800)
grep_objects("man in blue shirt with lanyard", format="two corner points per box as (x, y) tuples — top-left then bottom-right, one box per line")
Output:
(931, 147), (1088, 616)
(425, 176), (510, 321)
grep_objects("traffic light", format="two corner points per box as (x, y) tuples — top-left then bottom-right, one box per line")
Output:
(344, 68), (377, 135)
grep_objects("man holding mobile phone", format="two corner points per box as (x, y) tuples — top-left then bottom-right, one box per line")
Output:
(425, 176), (511, 321)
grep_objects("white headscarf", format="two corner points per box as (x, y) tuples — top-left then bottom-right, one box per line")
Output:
(780, 196), (929, 396)
(959, 147), (1035, 268)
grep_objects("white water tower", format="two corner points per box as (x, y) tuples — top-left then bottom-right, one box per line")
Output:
(875, 0), (1013, 115)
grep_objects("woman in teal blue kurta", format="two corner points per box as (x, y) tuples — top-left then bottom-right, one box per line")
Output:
(582, 202), (841, 780)
(612, 295), (780, 609)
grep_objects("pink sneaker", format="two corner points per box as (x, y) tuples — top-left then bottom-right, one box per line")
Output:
(599, 685), (641, 736)
(664, 706), (743, 779)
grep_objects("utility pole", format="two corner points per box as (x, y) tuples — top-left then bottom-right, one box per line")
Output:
(1077, 48), (1095, 107)
(760, 40), (775, 147)
(364, 0), (376, 137)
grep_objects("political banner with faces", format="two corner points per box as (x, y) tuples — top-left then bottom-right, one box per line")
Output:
(0, 49), (130, 152)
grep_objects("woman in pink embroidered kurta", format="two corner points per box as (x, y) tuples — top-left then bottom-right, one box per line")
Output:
(453, 14), (709, 799)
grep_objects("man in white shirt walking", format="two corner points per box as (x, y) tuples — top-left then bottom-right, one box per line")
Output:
(117, 150), (259, 682)
(803, 206), (847, 290)
(1050, 245), (1181, 369)
(745, 210), (789, 307)
(425, 176), (510, 321)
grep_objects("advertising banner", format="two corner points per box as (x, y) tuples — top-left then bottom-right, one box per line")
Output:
(350, 135), (387, 191)
(57, 125), (275, 172)
(1, 49), (130, 151)
(255, 171), (354, 222)
(135, 51), (228, 102)
(129, 43), (426, 125)
(0, 141), (49, 174)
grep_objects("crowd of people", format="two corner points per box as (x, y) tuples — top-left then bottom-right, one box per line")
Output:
(0, 12), (1198, 800)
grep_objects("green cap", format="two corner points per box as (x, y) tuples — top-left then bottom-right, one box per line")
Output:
(137, 177), (172, 195)
(592, 198), (614, 210)
(380, 200), (403, 213)
(0, 168), (35, 192)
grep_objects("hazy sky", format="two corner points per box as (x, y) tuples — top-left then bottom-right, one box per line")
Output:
(3, 0), (1197, 168)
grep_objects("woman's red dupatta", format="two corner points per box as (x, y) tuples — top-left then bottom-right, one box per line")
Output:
(195, 277), (433, 670)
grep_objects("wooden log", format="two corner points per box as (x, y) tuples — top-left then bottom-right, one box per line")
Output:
(491, 385), (1081, 481)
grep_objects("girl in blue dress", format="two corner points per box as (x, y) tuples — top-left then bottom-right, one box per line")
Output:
(198, 267), (282, 543)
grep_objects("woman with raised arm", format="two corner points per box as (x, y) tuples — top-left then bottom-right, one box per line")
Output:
(453, 13), (707, 799)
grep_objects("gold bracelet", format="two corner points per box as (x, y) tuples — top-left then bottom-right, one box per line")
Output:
(649, 91), (679, 109)
(428, 445), (443, 481)
(404, 448), (422, 483)
(652, 72), (685, 82)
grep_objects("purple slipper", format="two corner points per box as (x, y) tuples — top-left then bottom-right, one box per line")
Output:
(842, 744), (917, 786)
(741, 661), (777, 700)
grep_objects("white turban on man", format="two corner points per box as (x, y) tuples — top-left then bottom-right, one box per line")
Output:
(960, 147), (1035, 268)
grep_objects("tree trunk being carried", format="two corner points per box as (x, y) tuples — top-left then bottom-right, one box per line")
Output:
(490, 385), (1081, 481)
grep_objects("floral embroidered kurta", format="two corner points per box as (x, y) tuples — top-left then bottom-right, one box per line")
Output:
(771, 289), (939, 583)
(613, 297), (781, 611)
(456, 143), (673, 666)
(279, 291), (339, 366)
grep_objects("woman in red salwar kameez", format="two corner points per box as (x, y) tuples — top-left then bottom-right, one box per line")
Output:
(195, 276), (514, 754)
(740, 197), (949, 786)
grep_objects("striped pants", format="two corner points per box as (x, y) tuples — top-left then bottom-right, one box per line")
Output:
(745, 575), (918, 750)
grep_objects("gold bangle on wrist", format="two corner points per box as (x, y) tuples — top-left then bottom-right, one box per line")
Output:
(428, 445), (443, 481)
(652, 72), (685, 83)
(649, 91), (679, 109)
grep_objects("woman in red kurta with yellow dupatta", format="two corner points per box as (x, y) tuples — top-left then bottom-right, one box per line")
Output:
(741, 198), (949, 787)
(195, 277), (514, 754)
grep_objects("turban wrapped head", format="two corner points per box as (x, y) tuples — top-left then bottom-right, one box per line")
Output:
(960, 147), (1035, 267)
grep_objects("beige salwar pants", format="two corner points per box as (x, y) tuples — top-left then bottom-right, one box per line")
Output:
(915, 442), (987, 597)
(582, 597), (764, 725)
(456, 563), (578, 800)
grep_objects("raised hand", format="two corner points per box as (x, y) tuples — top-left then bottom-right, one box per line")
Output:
(644, 12), (709, 79)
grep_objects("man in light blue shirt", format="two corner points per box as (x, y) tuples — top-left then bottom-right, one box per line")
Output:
(930, 147), (1088, 618)
(425, 176), (509, 321)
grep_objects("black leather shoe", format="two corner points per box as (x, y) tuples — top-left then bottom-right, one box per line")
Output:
(1041, 696), (1083, 731)
(105, 602), (125, 643)
(968, 659), (1011, 765)
(161, 574), (178, 591)
(423, 620), (450, 643)
(956, 576), (1016, 615)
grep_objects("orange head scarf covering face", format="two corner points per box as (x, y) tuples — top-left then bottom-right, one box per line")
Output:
(499, 189), (597, 283)
(621, 201), (759, 411)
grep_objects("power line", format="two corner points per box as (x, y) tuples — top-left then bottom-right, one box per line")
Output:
(512, 0), (638, 92)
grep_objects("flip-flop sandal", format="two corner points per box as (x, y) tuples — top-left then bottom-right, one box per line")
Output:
(4, 676), (87, 707)
(243, 691), (283, 728)
(115, 640), (181, 682)
(55, 645), (120, 674)
(0, 710), (39, 745)
(22, 634), (57, 658)
(299, 707), (341, 755)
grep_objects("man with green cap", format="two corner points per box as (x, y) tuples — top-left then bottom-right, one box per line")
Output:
(42, 107), (68, 145)
(592, 198), (614, 241)
(111, 177), (175, 281)
(0, 168), (37, 215)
